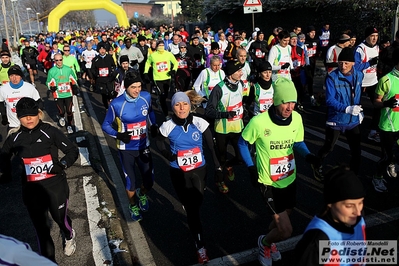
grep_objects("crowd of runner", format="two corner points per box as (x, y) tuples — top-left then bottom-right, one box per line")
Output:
(0, 21), (398, 265)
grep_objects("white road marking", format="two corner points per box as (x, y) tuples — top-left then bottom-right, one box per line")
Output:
(83, 176), (113, 265)
(81, 89), (155, 265)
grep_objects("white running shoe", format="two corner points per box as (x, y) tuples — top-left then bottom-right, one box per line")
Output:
(64, 229), (76, 256)
(67, 126), (73, 134)
(258, 235), (272, 266)
(270, 243), (281, 261)
(59, 117), (66, 127)
(387, 164), (397, 178)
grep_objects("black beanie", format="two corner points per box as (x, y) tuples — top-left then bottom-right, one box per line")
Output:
(210, 42), (219, 50)
(119, 55), (129, 65)
(137, 35), (146, 42)
(364, 26), (378, 38)
(124, 71), (142, 88)
(324, 166), (365, 204)
(16, 97), (39, 118)
(258, 61), (272, 72)
(8, 65), (23, 77)
(338, 47), (355, 62)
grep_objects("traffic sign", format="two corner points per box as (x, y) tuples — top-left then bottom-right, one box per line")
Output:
(243, 0), (262, 7)
(134, 12), (139, 18)
(243, 5), (262, 14)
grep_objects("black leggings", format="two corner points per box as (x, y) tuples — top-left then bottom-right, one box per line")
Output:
(23, 175), (73, 263)
(170, 165), (206, 249)
(155, 79), (171, 116)
(365, 84), (380, 131)
(55, 97), (73, 125)
(175, 69), (191, 92)
(377, 131), (399, 176)
(214, 132), (242, 168)
(317, 126), (361, 174)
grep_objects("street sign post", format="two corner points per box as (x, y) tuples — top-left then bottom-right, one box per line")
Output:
(243, 0), (262, 31)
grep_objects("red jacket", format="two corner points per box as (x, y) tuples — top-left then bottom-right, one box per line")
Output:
(38, 50), (53, 70)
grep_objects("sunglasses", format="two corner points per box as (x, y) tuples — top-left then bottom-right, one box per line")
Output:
(55, 59), (63, 61)
(64, 49), (70, 51)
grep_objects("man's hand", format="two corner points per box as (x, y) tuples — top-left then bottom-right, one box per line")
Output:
(50, 86), (57, 92)
(150, 124), (158, 138)
(281, 62), (290, 69)
(1, 115), (9, 126)
(345, 105), (363, 116)
(167, 70), (176, 77)
(248, 165), (260, 187)
(116, 131), (132, 144)
(368, 57), (378, 66)
(383, 96), (399, 108)
(130, 60), (138, 66)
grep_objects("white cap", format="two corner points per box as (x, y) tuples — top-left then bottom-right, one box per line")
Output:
(254, 27), (260, 32)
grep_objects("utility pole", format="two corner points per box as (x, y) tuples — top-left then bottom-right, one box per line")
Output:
(1, 0), (10, 50)
(26, 7), (32, 35)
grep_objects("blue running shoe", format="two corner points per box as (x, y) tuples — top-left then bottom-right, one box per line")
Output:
(129, 204), (142, 222)
(136, 188), (149, 212)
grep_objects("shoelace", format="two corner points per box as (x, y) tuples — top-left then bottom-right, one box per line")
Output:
(198, 248), (207, 259)
(139, 194), (147, 206)
(271, 244), (278, 253)
(131, 205), (140, 215)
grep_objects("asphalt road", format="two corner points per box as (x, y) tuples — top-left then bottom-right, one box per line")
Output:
(1, 61), (398, 266)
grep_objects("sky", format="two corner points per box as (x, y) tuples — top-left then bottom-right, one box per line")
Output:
(94, 0), (124, 25)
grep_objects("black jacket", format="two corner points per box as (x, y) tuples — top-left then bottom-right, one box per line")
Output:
(91, 54), (116, 84)
(0, 121), (79, 183)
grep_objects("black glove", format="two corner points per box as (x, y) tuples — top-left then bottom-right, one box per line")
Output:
(109, 90), (118, 99)
(281, 62), (290, 69)
(383, 96), (398, 108)
(220, 111), (237, 119)
(116, 131), (132, 144)
(144, 73), (150, 82)
(305, 153), (321, 168)
(77, 72), (82, 79)
(50, 86), (57, 92)
(248, 166), (260, 187)
(130, 60), (138, 66)
(161, 150), (177, 162)
(150, 124), (158, 138)
(1, 115), (9, 126)
(71, 84), (79, 95)
(49, 163), (64, 174)
(167, 70), (176, 77)
(368, 57), (378, 66)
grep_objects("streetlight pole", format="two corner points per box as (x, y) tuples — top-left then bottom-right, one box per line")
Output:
(26, 7), (32, 35)
(10, 0), (18, 47)
(12, 0), (22, 36)
(36, 12), (40, 33)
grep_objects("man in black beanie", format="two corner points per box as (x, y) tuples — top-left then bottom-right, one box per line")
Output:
(110, 55), (141, 97)
(311, 47), (364, 182)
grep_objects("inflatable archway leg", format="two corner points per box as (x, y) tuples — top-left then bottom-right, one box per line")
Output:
(48, 0), (129, 32)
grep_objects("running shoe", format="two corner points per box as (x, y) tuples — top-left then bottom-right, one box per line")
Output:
(129, 204), (143, 222)
(270, 243), (281, 261)
(311, 164), (324, 181)
(64, 229), (76, 256)
(67, 126), (74, 134)
(310, 95), (317, 106)
(226, 166), (235, 181)
(216, 182), (229, 194)
(89, 85), (94, 92)
(368, 132), (381, 143)
(136, 188), (149, 212)
(58, 117), (66, 127)
(372, 177), (388, 192)
(258, 235), (272, 266)
(387, 164), (397, 178)
(196, 247), (209, 264)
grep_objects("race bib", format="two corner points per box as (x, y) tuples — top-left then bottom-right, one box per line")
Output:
(365, 66), (376, 73)
(57, 82), (71, 93)
(255, 49), (264, 58)
(156, 61), (168, 72)
(278, 62), (290, 74)
(99, 67), (109, 77)
(126, 121), (147, 140)
(242, 80), (249, 95)
(177, 147), (202, 172)
(227, 101), (243, 121)
(270, 153), (295, 181)
(321, 40), (329, 47)
(178, 59), (188, 69)
(1, 80), (8, 85)
(308, 48), (316, 56)
(259, 98), (273, 112)
(7, 97), (20, 113)
(23, 154), (55, 182)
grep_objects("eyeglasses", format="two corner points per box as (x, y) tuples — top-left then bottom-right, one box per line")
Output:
(55, 59), (63, 61)
(180, 46), (186, 48)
